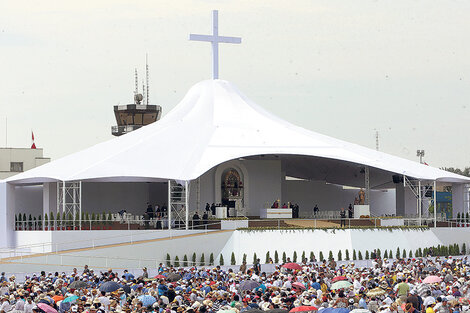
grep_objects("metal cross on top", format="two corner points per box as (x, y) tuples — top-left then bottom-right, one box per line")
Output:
(189, 10), (242, 80)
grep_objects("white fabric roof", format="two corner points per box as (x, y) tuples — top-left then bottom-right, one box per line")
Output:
(5, 79), (469, 185)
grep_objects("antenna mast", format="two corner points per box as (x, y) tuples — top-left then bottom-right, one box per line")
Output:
(134, 69), (138, 104)
(146, 54), (149, 105)
(142, 80), (146, 105)
(375, 130), (379, 151)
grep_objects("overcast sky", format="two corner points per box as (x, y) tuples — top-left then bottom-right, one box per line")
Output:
(1, 0), (469, 168)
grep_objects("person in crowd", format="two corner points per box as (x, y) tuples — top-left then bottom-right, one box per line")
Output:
(193, 212), (200, 228)
(340, 207), (346, 227)
(348, 203), (354, 218)
(0, 252), (468, 313)
(202, 211), (208, 224)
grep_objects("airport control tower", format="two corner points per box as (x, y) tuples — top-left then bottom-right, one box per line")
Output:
(111, 64), (162, 136)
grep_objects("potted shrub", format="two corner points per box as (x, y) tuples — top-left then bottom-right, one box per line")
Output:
(50, 212), (55, 230)
(28, 214), (33, 230)
(44, 213), (48, 231)
(101, 212), (106, 230)
(67, 213), (73, 230)
(75, 212), (80, 230)
(85, 212), (90, 230)
(37, 215), (42, 230)
(23, 213), (27, 230)
(56, 212), (61, 231)
(107, 212), (112, 230)
(16, 214), (20, 230)
(91, 213), (96, 230)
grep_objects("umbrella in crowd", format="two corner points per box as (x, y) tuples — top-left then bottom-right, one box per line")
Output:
(321, 309), (350, 313)
(269, 310), (289, 313)
(332, 276), (347, 282)
(331, 280), (352, 290)
(166, 273), (182, 282)
(282, 263), (303, 271)
(155, 274), (166, 279)
(52, 295), (64, 303)
(37, 303), (58, 313)
(366, 287), (386, 297)
(423, 266), (438, 272)
(99, 281), (121, 293)
(68, 281), (87, 289)
(239, 280), (261, 291)
(292, 282), (306, 290)
(423, 275), (442, 284)
(350, 310), (372, 313)
(138, 295), (157, 307)
(62, 295), (79, 303)
(121, 285), (131, 294)
(290, 306), (318, 312)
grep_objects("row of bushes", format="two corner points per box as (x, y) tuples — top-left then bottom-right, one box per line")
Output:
(15, 212), (114, 230)
(163, 243), (467, 267)
(456, 212), (470, 222)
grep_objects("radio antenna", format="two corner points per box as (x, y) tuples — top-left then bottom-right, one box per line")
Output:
(146, 53), (149, 105)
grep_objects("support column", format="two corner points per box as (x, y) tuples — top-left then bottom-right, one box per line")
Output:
(168, 180), (171, 230)
(79, 181), (82, 230)
(0, 182), (15, 248)
(418, 180), (422, 226)
(433, 180), (437, 228)
(185, 181), (189, 230)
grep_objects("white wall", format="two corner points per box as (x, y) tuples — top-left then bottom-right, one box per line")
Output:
(282, 180), (396, 217)
(218, 228), (470, 262)
(9, 229), (223, 255)
(5, 230), (233, 271)
(3, 228), (470, 274)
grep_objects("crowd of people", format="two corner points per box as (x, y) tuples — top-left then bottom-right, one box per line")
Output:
(1, 255), (470, 313)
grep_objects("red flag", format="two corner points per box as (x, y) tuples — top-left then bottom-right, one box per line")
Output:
(31, 131), (36, 149)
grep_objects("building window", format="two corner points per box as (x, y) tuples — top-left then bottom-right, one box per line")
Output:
(10, 162), (23, 172)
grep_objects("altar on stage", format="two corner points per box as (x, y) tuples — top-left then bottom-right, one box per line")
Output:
(260, 208), (292, 219)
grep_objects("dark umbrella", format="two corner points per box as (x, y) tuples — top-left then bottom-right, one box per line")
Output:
(239, 280), (261, 291)
(320, 308), (350, 313)
(120, 285), (131, 294)
(268, 310), (288, 313)
(245, 309), (263, 313)
(166, 273), (182, 282)
(99, 281), (121, 293)
(69, 281), (87, 289)
(423, 266), (437, 272)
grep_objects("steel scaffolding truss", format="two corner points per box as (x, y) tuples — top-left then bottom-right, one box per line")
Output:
(57, 181), (82, 229)
(168, 180), (189, 229)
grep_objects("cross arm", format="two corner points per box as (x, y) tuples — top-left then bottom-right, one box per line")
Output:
(217, 36), (241, 44)
(189, 34), (213, 42)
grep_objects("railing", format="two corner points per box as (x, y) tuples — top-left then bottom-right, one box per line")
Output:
(14, 218), (222, 231)
(14, 215), (470, 232)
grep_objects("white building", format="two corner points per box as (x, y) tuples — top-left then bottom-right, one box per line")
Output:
(0, 148), (50, 180)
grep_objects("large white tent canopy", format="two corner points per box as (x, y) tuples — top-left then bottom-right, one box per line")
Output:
(5, 79), (470, 185)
